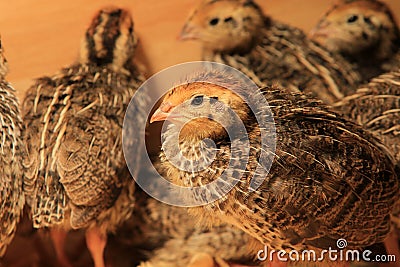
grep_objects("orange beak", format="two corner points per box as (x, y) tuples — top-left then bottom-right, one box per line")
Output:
(178, 23), (200, 41)
(150, 102), (175, 123)
(150, 108), (169, 123)
(309, 22), (334, 39)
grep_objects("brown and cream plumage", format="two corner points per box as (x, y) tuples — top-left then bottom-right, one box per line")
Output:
(118, 188), (258, 267)
(333, 70), (400, 259)
(310, 0), (400, 82)
(150, 70), (399, 260)
(333, 70), (400, 167)
(0, 38), (25, 257)
(22, 7), (146, 267)
(179, 0), (361, 104)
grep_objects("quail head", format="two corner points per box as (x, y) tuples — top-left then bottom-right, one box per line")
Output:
(0, 38), (25, 257)
(179, 0), (362, 104)
(150, 69), (399, 261)
(22, 7), (146, 267)
(310, 0), (400, 81)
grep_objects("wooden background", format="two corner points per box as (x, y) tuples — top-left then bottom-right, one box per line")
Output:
(0, 1), (399, 266)
(0, 0), (399, 101)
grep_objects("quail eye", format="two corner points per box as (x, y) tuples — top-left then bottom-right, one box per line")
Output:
(224, 17), (233, 23)
(210, 96), (219, 104)
(191, 95), (204, 106)
(209, 18), (220, 26)
(347, 15), (359, 24)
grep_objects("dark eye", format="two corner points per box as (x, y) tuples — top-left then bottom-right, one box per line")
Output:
(364, 16), (372, 24)
(347, 15), (359, 24)
(224, 17), (233, 23)
(210, 96), (219, 104)
(191, 95), (204, 106)
(209, 18), (220, 26)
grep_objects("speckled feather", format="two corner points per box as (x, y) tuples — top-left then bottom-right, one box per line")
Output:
(334, 70), (400, 166)
(22, 7), (146, 234)
(0, 40), (25, 256)
(181, 0), (361, 104)
(117, 188), (258, 267)
(156, 71), (399, 253)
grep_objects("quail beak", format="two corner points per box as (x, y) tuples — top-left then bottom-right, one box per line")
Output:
(309, 23), (334, 38)
(178, 23), (200, 41)
(150, 108), (169, 123)
(150, 102), (183, 123)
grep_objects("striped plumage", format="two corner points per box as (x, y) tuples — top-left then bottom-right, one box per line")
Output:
(310, 0), (400, 82)
(179, 0), (361, 104)
(22, 7), (146, 267)
(333, 71), (400, 248)
(333, 70), (400, 167)
(0, 39), (25, 257)
(118, 188), (258, 267)
(151, 70), (399, 256)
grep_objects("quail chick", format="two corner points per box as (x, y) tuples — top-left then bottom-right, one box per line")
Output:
(333, 70), (400, 168)
(310, 0), (400, 82)
(333, 70), (400, 262)
(119, 186), (259, 267)
(179, 0), (361, 104)
(0, 38), (25, 257)
(150, 70), (399, 262)
(22, 7), (146, 267)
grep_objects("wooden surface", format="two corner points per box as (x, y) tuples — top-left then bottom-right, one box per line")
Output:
(0, 0), (399, 100)
(0, 1), (399, 266)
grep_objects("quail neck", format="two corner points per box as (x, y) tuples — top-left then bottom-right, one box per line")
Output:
(80, 6), (138, 74)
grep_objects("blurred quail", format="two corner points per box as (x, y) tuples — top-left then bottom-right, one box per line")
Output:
(179, 0), (361, 104)
(0, 38), (25, 258)
(22, 7), (147, 267)
(310, 0), (400, 82)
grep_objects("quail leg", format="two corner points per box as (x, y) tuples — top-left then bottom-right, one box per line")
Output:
(50, 228), (74, 267)
(86, 227), (107, 267)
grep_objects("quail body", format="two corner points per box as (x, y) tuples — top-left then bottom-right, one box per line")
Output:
(150, 70), (399, 259)
(0, 39), (25, 257)
(333, 70), (400, 168)
(120, 185), (259, 267)
(310, 0), (400, 82)
(180, 0), (361, 104)
(113, 160), (259, 266)
(333, 70), (400, 260)
(22, 7), (146, 267)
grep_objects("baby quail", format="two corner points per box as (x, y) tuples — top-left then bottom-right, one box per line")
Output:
(22, 7), (146, 267)
(333, 70), (400, 167)
(179, 0), (361, 104)
(310, 0), (400, 82)
(333, 69), (400, 264)
(0, 38), (25, 257)
(150, 70), (399, 261)
(123, 190), (257, 267)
